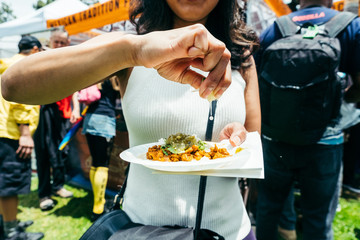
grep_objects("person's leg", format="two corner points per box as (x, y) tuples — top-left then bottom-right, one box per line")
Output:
(35, 132), (55, 210)
(52, 165), (66, 193)
(86, 134), (111, 220)
(0, 139), (43, 240)
(37, 107), (71, 198)
(279, 186), (297, 230)
(0, 196), (18, 222)
(299, 143), (342, 240)
(278, 186), (297, 240)
(343, 123), (360, 193)
(52, 117), (72, 197)
(0, 196), (18, 237)
(35, 150), (52, 200)
(256, 138), (295, 240)
(34, 107), (54, 200)
(0, 198), (42, 240)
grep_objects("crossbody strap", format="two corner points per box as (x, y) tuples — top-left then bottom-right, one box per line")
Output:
(113, 100), (218, 239)
(194, 100), (217, 239)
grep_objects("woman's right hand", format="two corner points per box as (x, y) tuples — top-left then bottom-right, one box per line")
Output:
(135, 24), (232, 100)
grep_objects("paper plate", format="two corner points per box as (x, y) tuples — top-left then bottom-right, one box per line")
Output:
(119, 140), (251, 172)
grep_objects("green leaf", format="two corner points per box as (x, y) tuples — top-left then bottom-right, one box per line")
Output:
(166, 146), (177, 154)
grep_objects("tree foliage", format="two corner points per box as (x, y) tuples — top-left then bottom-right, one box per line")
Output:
(33, 0), (98, 9)
(0, 2), (16, 23)
(33, 0), (55, 10)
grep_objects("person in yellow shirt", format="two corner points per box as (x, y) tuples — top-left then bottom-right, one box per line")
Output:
(0, 36), (44, 240)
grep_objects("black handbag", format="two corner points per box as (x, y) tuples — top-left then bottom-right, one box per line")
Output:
(80, 101), (224, 240)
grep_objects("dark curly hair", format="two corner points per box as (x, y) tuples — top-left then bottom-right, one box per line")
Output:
(129, 0), (259, 69)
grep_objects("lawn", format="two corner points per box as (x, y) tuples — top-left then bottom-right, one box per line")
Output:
(18, 176), (94, 240)
(333, 197), (360, 239)
(18, 175), (360, 240)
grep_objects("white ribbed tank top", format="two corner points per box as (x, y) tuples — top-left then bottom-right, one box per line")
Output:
(121, 67), (251, 240)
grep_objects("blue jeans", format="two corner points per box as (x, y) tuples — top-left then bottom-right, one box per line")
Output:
(278, 186), (297, 231)
(256, 137), (343, 240)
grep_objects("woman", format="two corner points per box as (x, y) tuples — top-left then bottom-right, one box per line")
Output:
(2, 0), (260, 239)
(80, 77), (120, 221)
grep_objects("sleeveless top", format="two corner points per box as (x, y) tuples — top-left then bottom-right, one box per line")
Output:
(121, 66), (251, 240)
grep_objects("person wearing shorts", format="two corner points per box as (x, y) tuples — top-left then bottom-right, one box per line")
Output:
(0, 36), (44, 240)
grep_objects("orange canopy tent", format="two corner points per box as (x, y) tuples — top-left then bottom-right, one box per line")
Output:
(263, 0), (292, 16)
(46, 0), (130, 35)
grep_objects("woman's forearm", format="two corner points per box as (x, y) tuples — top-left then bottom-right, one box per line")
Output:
(241, 57), (261, 133)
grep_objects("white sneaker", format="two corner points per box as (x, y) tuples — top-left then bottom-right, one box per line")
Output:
(39, 197), (56, 211)
(54, 188), (73, 198)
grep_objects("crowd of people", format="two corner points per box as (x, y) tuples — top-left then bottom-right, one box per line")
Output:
(0, 0), (359, 240)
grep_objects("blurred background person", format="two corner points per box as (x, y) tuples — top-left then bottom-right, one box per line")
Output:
(34, 29), (80, 211)
(80, 76), (120, 222)
(0, 36), (44, 240)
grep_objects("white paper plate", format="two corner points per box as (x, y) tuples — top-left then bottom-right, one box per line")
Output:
(120, 140), (251, 172)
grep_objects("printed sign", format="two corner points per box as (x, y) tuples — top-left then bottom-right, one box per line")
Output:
(46, 0), (130, 35)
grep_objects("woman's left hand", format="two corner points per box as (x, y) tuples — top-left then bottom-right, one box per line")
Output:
(219, 122), (247, 147)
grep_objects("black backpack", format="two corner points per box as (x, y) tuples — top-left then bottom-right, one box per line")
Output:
(259, 11), (356, 145)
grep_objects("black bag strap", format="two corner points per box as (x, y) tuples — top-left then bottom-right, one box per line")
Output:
(275, 15), (299, 37)
(194, 100), (217, 239)
(205, 100), (217, 141)
(112, 166), (129, 210)
(113, 100), (218, 239)
(324, 11), (356, 38)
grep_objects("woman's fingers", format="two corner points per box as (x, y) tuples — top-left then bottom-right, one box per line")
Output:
(229, 130), (247, 147)
(188, 25), (209, 56)
(199, 49), (231, 99)
(147, 24), (232, 99)
(219, 122), (247, 147)
(188, 28), (231, 99)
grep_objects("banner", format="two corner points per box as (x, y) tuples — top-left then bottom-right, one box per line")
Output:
(332, 0), (345, 11)
(263, 0), (292, 17)
(46, 0), (130, 35)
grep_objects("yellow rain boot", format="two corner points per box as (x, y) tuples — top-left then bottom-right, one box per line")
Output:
(89, 166), (96, 187)
(92, 167), (109, 216)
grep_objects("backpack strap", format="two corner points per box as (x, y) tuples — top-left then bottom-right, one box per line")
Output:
(275, 15), (300, 37)
(324, 11), (357, 38)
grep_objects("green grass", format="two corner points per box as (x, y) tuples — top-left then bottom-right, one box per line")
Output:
(333, 197), (360, 240)
(16, 175), (360, 240)
(17, 176), (93, 240)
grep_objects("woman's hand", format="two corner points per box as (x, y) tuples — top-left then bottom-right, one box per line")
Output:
(219, 122), (247, 147)
(137, 24), (232, 100)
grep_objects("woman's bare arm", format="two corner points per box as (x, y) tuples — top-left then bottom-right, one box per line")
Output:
(2, 24), (231, 105)
(241, 56), (261, 133)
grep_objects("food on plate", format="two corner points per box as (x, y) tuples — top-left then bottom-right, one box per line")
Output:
(146, 133), (231, 162)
